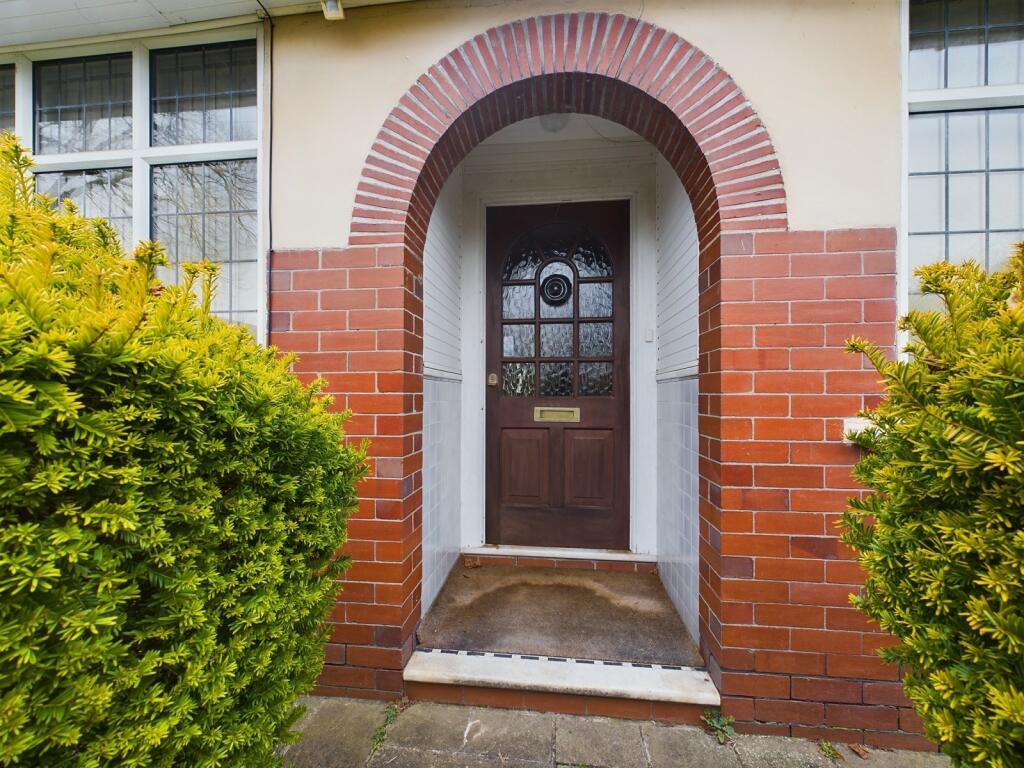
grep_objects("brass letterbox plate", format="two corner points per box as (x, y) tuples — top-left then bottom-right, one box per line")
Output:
(533, 407), (581, 423)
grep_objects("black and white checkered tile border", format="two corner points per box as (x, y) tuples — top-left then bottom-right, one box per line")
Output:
(414, 647), (691, 672)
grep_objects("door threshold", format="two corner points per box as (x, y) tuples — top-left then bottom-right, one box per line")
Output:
(462, 544), (654, 563)
(404, 648), (719, 707)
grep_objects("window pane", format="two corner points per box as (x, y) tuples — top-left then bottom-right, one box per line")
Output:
(948, 29), (986, 87)
(502, 324), (534, 358)
(990, 108), (1024, 167)
(948, 231), (986, 263)
(988, 230), (1023, 269)
(502, 285), (534, 319)
(911, 0), (945, 31)
(35, 167), (132, 245)
(502, 363), (535, 397)
(990, 170), (1024, 228)
(151, 41), (257, 146)
(949, 0), (984, 27)
(33, 54), (131, 153)
(540, 323), (573, 357)
(539, 362), (573, 397)
(989, 25), (1024, 83)
(991, 0), (1024, 25)
(0, 64), (14, 132)
(948, 112), (985, 170)
(579, 362), (613, 396)
(948, 172), (986, 230)
(150, 159), (258, 327)
(910, 33), (945, 90)
(910, 175), (947, 232)
(910, 113), (946, 172)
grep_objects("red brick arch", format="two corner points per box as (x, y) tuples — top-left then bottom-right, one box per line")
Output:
(349, 13), (788, 257)
(270, 10), (913, 749)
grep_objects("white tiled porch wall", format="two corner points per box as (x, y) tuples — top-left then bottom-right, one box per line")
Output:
(656, 377), (700, 642)
(654, 155), (701, 643)
(421, 174), (463, 615)
(422, 376), (461, 614)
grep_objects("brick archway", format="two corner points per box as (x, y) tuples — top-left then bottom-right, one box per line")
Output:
(344, 9), (790, 686)
(271, 11), (912, 749)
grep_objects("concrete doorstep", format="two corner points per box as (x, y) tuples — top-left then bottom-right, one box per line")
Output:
(280, 696), (951, 768)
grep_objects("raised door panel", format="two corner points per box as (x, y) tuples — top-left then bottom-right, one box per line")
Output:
(563, 429), (614, 508)
(499, 428), (550, 506)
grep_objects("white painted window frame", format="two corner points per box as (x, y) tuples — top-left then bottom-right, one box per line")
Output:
(903, 0), (1024, 323)
(0, 24), (268, 343)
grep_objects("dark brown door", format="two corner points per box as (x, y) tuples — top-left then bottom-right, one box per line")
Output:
(486, 200), (630, 550)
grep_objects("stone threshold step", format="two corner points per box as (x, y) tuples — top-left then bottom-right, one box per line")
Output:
(404, 648), (720, 707)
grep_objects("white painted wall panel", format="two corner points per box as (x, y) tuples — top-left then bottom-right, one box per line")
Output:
(656, 376), (700, 642)
(655, 156), (700, 642)
(423, 173), (463, 377)
(422, 376), (461, 615)
(655, 155), (699, 377)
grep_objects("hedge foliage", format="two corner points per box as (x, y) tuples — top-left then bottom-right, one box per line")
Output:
(843, 253), (1024, 767)
(0, 135), (365, 767)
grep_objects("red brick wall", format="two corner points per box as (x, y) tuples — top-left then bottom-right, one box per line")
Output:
(268, 12), (930, 751)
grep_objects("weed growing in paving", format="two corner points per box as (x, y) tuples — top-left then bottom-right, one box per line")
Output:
(371, 702), (406, 755)
(700, 709), (736, 745)
(819, 740), (843, 761)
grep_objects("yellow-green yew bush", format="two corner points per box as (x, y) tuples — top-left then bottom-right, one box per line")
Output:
(843, 254), (1024, 767)
(0, 135), (365, 767)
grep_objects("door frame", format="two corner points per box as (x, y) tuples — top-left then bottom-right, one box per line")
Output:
(457, 137), (660, 555)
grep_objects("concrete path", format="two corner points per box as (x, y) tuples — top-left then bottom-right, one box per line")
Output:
(281, 696), (950, 768)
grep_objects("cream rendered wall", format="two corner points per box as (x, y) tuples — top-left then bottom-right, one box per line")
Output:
(270, 0), (902, 249)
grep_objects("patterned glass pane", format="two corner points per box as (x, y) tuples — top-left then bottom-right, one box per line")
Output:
(151, 41), (258, 146)
(572, 235), (613, 277)
(579, 282), (612, 318)
(540, 324), (573, 357)
(503, 238), (542, 280)
(579, 322), (613, 358)
(502, 285), (534, 319)
(34, 54), (132, 153)
(580, 362), (613, 396)
(502, 324), (535, 357)
(540, 362), (573, 396)
(536, 223), (575, 261)
(502, 363), (535, 396)
(539, 261), (573, 318)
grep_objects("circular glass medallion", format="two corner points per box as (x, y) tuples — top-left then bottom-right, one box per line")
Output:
(540, 273), (572, 307)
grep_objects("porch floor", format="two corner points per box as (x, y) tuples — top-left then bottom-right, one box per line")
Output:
(417, 564), (702, 667)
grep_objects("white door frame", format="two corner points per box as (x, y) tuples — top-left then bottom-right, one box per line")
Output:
(457, 138), (659, 555)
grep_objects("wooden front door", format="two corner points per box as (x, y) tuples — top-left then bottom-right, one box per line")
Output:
(485, 200), (630, 550)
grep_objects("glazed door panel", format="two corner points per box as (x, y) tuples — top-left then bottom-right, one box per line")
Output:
(485, 200), (630, 550)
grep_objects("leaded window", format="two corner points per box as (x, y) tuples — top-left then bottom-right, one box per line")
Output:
(910, 0), (1024, 90)
(152, 159), (258, 330)
(151, 41), (257, 146)
(34, 53), (132, 153)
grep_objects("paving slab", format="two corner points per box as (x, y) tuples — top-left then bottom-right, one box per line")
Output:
(385, 702), (556, 763)
(733, 734), (833, 768)
(554, 715), (646, 768)
(641, 722), (743, 768)
(369, 747), (546, 768)
(282, 696), (387, 768)
(839, 744), (950, 767)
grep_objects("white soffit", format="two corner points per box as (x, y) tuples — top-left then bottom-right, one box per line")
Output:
(0, 0), (409, 49)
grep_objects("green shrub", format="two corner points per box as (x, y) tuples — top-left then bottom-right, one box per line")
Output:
(0, 135), (365, 766)
(842, 253), (1024, 767)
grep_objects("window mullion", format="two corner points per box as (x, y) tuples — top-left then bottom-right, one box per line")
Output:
(13, 54), (32, 150)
